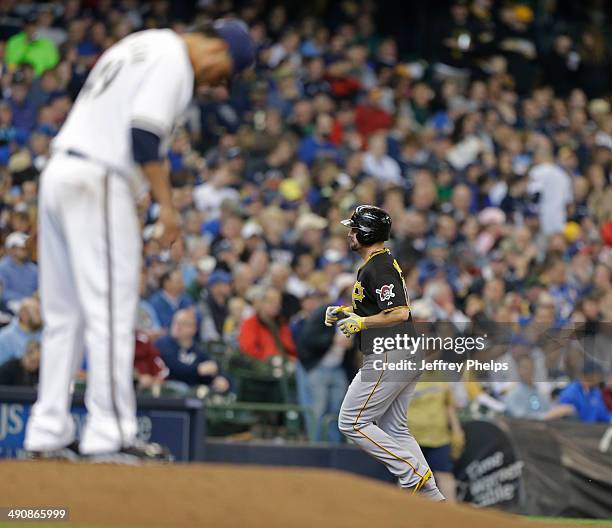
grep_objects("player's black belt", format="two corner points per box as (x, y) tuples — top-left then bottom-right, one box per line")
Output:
(65, 148), (88, 160)
(57, 148), (132, 182)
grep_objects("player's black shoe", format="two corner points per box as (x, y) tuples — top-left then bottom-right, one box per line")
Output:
(87, 440), (173, 464)
(25, 441), (81, 462)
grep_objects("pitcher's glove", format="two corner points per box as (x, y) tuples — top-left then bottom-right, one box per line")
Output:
(337, 312), (366, 337)
(324, 305), (350, 327)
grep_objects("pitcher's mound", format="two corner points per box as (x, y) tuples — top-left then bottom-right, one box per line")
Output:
(2, 461), (551, 527)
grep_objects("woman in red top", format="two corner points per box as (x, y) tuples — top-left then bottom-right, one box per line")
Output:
(239, 287), (297, 361)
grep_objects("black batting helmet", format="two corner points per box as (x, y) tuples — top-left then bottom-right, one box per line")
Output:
(341, 205), (392, 245)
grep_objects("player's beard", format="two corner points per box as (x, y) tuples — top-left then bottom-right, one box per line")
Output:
(348, 238), (360, 251)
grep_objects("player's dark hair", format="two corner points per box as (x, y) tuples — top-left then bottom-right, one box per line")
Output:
(189, 20), (222, 41)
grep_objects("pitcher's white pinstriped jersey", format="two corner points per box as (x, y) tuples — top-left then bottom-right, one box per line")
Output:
(53, 29), (194, 190)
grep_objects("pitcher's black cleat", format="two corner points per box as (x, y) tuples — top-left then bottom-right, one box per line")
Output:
(26, 441), (81, 462)
(87, 441), (173, 464)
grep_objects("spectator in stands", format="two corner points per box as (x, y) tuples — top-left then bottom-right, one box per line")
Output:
(268, 29), (301, 69)
(192, 166), (240, 217)
(239, 222), (267, 264)
(8, 71), (38, 132)
(543, 34), (578, 98)
(577, 28), (610, 98)
(297, 113), (342, 167)
(407, 363), (465, 503)
(199, 270), (232, 344)
(0, 297), (41, 367)
(302, 57), (332, 99)
(481, 278), (505, 319)
(424, 280), (470, 329)
(545, 362), (611, 423)
(497, 4), (537, 94)
(407, 81), (434, 127)
(287, 253), (315, 298)
(185, 255), (216, 301)
(134, 331), (166, 392)
(137, 269), (162, 339)
(268, 262), (301, 320)
(223, 296), (249, 347)
(433, 0), (474, 72)
(0, 102), (25, 149)
(362, 131), (402, 185)
(232, 262), (256, 299)
(32, 6), (67, 48)
(239, 286), (297, 362)
(355, 88), (393, 137)
(504, 356), (551, 419)
(167, 237), (197, 292)
(528, 140), (573, 236)
(540, 252), (577, 322)
(293, 213), (328, 263)
(246, 139), (295, 187)
(0, 232), (38, 309)
(287, 99), (314, 139)
(155, 309), (229, 393)
(295, 278), (352, 442)
(5, 14), (59, 76)
(148, 268), (194, 332)
(0, 339), (40, 386)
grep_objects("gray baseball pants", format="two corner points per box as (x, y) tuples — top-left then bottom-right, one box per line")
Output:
(338, 350), (445, 500)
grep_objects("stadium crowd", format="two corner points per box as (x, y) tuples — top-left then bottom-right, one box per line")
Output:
(0, 1), (610, 482)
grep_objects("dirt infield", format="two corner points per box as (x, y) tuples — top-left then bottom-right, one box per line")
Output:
(1, 461), (560, 528)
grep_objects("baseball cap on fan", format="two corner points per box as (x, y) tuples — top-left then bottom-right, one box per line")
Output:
(213, 19), (255, 78)
(5, 232), (28, 249)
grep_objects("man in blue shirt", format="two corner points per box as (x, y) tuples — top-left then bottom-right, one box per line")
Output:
(0, 102), (28, 147)
(148, 268), (193, 332)
(546, 362), (611, 423)
(155, 309), (229, 391)
(297, 113), (342, 167)
(505, 355), (551, 419)
(0, 232), (38, 309)
(0, 297), (42, 367)
(8, 72), (37, 132)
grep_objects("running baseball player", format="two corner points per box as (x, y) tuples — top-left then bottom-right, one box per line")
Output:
(326, 205), (445, 500)
(25, 20), (254, 462)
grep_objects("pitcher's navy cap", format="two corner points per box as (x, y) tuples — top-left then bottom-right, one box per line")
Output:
(213, 19), (254, 76)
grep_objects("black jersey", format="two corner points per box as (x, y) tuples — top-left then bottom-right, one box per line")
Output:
(351, 248), (413, 352)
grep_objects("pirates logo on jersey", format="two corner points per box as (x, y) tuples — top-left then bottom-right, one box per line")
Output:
(352, 281), (365, 309)
(376, 284), (395, 302)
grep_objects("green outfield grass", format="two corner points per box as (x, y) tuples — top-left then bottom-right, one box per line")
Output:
(0, 524), (124, 528)
(529, 518), (612, 526)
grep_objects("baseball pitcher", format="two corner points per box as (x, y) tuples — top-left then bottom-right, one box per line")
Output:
(24, 20), (254, 462)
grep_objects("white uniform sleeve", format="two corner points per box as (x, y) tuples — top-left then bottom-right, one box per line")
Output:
(130, 45), (193, 139)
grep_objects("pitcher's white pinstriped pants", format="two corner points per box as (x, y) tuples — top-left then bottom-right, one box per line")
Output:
(25, 152), (141, 454)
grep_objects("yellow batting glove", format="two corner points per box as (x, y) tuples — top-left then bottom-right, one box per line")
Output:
(337, 312), (366, 337)
(325, 305), (350, 326)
